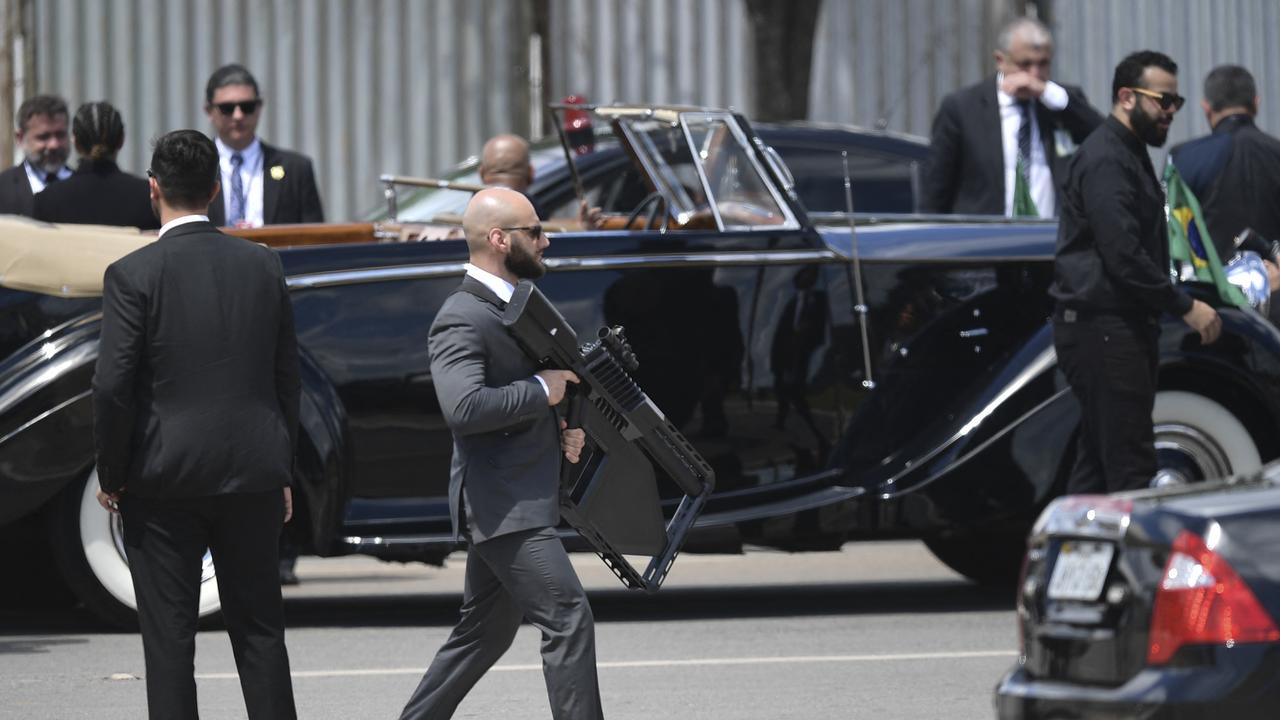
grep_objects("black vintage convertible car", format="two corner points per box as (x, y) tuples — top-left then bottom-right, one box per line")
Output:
(995, 462), (1280, 718)
(2, 104), (1279, 626)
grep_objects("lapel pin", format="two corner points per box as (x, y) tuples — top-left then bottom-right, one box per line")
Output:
(270, 165), (285, 181)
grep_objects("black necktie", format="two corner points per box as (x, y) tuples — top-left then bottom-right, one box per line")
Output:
(43, 171), (61, 186)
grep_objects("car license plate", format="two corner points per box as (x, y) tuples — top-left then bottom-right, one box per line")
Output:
(1047, 541), (1114, 601)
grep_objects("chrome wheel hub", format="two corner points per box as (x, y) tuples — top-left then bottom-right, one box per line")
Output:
(1152, 422), (1232, 487)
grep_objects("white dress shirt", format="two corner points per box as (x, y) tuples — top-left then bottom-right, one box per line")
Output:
(158, 214), (210, 238)
(997, 76), (1069, 218)
(23, 161), (72, 195)
(464, 263), (550, 397)
(215, 137), (265, 227)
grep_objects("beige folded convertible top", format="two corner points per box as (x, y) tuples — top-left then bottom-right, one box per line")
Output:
(0, 215), (155, 297)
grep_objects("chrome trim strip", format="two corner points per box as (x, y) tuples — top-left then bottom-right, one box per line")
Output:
(287, 262), (469, 289)
(0, 341), (98, 420)
(0, 388), (92, 446)
(879, 344), (1059, 497)
(286, 250), (843, 290)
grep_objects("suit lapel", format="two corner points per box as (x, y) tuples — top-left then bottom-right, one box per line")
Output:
(981, 76), (1006, 200)
(261, 142), (281, 226)
(9, 165), (35, 214)
(1035, 102), (1059, 178)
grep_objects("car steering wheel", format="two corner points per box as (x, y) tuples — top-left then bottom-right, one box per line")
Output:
(625, 191), (667, 231)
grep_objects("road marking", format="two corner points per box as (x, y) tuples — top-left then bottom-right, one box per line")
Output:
(194, 649), (1016, 680)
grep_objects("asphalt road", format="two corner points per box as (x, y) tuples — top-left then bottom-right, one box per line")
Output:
(0, 540), (1018, 719)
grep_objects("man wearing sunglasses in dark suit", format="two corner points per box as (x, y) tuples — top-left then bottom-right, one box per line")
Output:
(921, 17), (1102, 218)
(203, 64), (324, 228)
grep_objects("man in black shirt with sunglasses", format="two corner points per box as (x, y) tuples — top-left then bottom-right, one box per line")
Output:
(1050, 50), (1221, 495)
(204, 64), (324, 228)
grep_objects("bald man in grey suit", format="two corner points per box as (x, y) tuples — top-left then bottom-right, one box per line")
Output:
(399, 188), (601, 720)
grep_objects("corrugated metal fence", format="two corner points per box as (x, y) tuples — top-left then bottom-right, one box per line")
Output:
(31, 0), (532, 222)
(1051, 0), (1280, 162)
(21, 0), (1280, 221)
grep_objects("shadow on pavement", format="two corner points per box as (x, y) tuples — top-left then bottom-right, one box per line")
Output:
(280, 578), (1014, 629)
(0, 577), (1014, 635)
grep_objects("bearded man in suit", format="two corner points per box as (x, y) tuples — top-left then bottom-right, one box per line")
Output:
(398, 187), (601, 720)
(0, 94), (72, 216)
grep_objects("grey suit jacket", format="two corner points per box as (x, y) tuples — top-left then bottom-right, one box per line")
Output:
(428, 276), (560, 544)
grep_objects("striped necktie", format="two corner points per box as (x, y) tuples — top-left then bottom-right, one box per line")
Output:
(228, 152), (245, 224)
(1013, 100), (1039, 218)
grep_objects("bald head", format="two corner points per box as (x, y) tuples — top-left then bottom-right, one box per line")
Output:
(463, 188), (536, 256)
(479, 134), (533, 192)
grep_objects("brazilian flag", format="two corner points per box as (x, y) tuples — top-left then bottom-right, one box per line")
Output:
(1164, 162), (1248, 307)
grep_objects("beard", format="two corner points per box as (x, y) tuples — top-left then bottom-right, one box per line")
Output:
(504, 239), (546, 280)
(28, 147), (68, 174)
(1128, 103), (1170, 147)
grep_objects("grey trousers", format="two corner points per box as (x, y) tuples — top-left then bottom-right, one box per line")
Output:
(399, 527), (604, 720)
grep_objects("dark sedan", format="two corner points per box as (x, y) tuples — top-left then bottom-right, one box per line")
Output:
(995, 464), (1280, 718)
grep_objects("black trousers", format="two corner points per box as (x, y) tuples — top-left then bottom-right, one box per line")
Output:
(120, 488), (296, 720)
(399, 526), (603, 720)
(1054, 313), (1160, 494)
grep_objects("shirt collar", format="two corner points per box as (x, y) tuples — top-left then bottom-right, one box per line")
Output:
(1213, 112), (1255, 134)
(158, 214), (210, 238)
(215, 136), (262, 169)
(464, 263), (515, 303)
(25, 161), (71, 183)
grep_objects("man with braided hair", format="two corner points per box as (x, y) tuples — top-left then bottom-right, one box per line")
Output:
(32, 101), (159, 229)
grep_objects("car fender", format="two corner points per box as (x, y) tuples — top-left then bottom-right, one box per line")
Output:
(0, 312), (100, 526)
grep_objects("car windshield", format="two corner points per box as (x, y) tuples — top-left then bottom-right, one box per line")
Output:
(616, 110), (798, 231)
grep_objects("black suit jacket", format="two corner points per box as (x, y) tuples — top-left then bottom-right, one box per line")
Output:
(428, 276), (560, 543)
(92, 220), (301, 497)
(921, 76), (1103, 215)
(208, 141), (325, 226)
(31, 159), (160, 229)
(0, 164), (36, 217)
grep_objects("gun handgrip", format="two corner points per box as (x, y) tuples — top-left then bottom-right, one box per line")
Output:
(563, 383), (585, 430)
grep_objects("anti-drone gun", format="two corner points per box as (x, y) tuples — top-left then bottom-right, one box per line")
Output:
(502, 280), (715, 591)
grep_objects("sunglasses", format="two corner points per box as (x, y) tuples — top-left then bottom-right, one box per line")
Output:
(212, 99), (262, 116)
(1128, 87), (1185, 111)
(500, 225), (544, 241)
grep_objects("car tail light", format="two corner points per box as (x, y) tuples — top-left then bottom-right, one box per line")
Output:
(1147, 530), (1280, 665)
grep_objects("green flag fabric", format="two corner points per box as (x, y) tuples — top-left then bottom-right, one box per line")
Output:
(1012, 158), (1039, 218)
(1164, 162), (1249, 308)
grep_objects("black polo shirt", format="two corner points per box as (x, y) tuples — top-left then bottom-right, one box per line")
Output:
(1049, 115), (1193, 319)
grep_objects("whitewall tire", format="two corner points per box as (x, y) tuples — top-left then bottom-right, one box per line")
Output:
(1151, 390), (1261, 486)
(54, 469), (222, 626)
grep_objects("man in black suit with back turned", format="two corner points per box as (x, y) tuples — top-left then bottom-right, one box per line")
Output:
(93, 129), (299, 719)
(398, 187), (600, 720)
(0, 94), (72, 216)
(204, 64), (324, 227)
(921, 17), (1102, 217)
